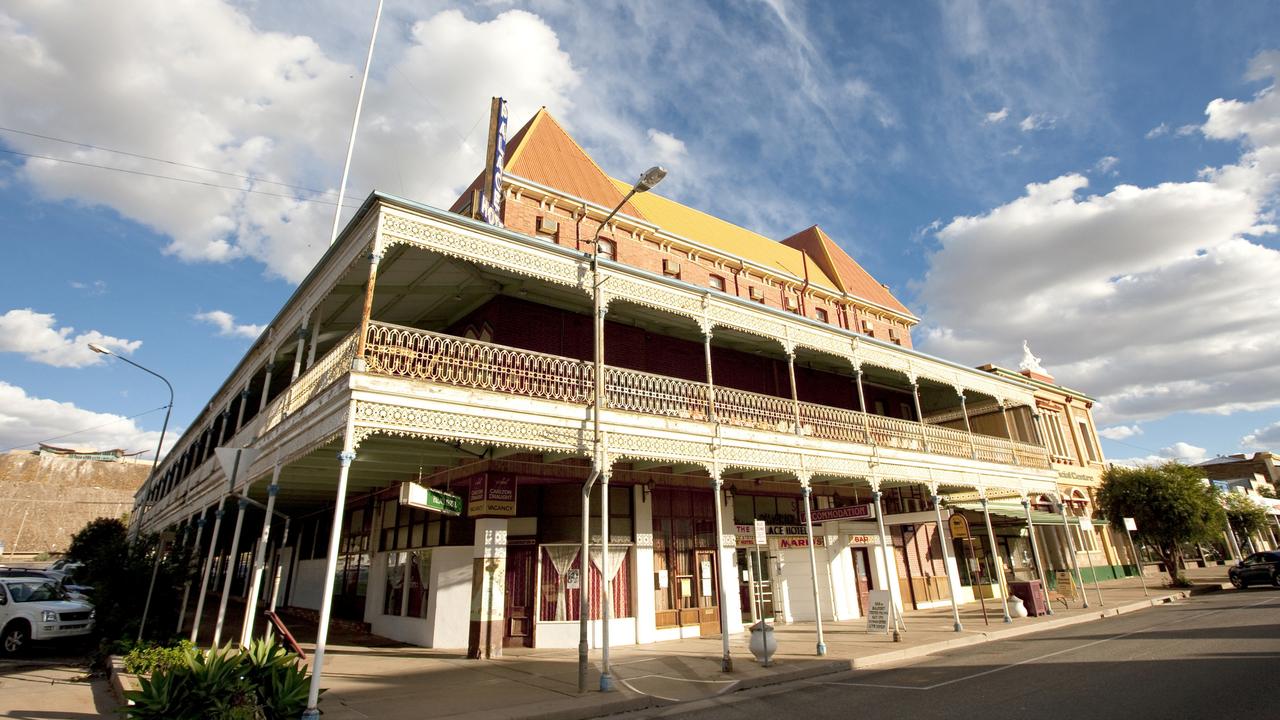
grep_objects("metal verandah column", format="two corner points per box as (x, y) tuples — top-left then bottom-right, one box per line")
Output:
(801, 480), (826, 655)
(1057, 495), (1089, 608)
(703, 328), (716, 423)
(191, 502), (225, 643)
(1000, 402), (1019, 465)
(291, 319), (309, 382)
(871, 488), (898, 635)
(910, 381), (928, 452)
(854, 365), (873, 444)
(978, 497), (1012, 623)
(958, 391), (977, 460)
(241, 463), (282, 647)
(1021, 497), (1053, 615)
(213, 496), (250, 647)
(712, 474), (733, 671)
(176, 511), (205, 633)
(302, 411), (358, 720)
(786, 351), (802, 434)
(932, 494), (963, 631)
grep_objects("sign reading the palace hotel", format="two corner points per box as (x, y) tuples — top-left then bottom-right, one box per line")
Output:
(469, 474), (516, 517)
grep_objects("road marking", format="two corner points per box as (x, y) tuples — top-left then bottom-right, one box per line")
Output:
(618, 673), (740, 702)
(811, 593), (1279, 693)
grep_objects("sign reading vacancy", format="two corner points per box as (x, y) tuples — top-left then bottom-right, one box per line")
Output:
(469, 474), (517, 517)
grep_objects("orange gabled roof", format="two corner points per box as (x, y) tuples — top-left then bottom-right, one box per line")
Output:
(781, 226), (914, 317)
(503, 108), (643, 219)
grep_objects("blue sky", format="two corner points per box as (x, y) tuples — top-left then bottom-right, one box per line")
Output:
(1, 0), (1278, 465)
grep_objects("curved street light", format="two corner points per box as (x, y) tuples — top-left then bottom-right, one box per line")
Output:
(88, 343), (173, 530)
(581, 166), (666, 693)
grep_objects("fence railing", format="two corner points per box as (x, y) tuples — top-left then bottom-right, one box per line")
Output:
(362, 323), (1050, 469)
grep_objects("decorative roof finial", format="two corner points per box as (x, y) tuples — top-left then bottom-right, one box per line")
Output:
(1019, 340), (1046, 375)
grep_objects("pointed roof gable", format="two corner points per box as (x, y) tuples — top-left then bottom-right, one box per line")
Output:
(780, 226), (914, 317)
(503, 108), (642, 218)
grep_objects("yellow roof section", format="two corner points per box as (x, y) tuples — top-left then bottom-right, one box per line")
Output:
(607, 177), (840, 293)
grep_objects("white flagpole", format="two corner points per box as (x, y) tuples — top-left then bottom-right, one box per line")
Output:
(329, 0), (384, 245)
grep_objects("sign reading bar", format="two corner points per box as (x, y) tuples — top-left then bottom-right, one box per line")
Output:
(469, 474), (516, 517)
(808, 503), (875, 524)
(948, 513), (971, 540)
(1123, 517), (1138, 533)
(399, 481), (463, 516)
(865, 590), (892, 634)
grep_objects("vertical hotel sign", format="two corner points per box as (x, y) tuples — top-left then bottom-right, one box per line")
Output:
(469, 474), (516, 517)
(480, 96), (508, 227)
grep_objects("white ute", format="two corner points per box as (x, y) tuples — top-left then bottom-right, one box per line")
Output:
(0, 576), (95, 655)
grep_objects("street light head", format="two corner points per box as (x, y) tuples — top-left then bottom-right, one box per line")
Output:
(88, 343), (113, 356)
(635, 166), (667, 193)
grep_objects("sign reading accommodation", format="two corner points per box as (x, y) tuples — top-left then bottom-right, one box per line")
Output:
(865, 589), (892, 634)
(469, 474), (516, 517)
(808, 503), (875, 523)
(399, 481), (463, 516)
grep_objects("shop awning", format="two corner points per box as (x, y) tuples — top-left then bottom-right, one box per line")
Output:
(950, 501), (1110, 527)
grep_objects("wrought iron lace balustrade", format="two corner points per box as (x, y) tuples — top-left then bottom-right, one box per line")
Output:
(361, 323), (1049, 469)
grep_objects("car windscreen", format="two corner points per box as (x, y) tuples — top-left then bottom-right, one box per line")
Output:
(4, 579), (69, 602)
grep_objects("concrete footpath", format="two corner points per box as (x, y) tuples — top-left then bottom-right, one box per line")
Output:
(308, 568), (1230, 720)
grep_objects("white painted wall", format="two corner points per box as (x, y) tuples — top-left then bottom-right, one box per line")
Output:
(633, 484), (657, 644)
(775, 545), (832, 622)
(536, 618), (638, 648)
(716, 489), (744, 635)
(428, 546), (474, 649)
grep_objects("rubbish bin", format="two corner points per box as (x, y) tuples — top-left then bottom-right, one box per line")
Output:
(1007, 579), (1049, 617)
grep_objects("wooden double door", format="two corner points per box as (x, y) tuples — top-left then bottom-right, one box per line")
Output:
(504, 545), (536, 647)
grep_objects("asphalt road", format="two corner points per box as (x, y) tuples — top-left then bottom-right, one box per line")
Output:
(646, 588), (1280, 720)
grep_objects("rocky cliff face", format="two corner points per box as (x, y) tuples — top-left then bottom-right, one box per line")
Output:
(0, 451), (147, 555)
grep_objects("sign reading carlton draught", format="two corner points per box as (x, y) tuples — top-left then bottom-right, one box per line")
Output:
(948, 513), (971, 540)
(400, 481), (463, 516)
(469, 474), (516, 517)
(808, 503), (876, 524)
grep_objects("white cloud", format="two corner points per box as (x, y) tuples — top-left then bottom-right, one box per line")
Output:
(1145, 123), (1169, 139)
(918, 50), (1280, 427)
(1175, 124), (1200, 137)
(1241, 420), (1280, 450)
(1099, 424), (1142, 441)
(0, 2), (579, 282)
(645, 129), (689, 173)
(194, 310), (264, 340)
(0, 308), (141, 368)
(1094, 155), (1119, 175)
(1004, 145), (1023, 157)
(0, 381), (176, 458)
(69, 280), (107, 295)
(1110, 441), (1208, 468)
(1019, 113), (1056, 132)
(984, 107), (1009, 124)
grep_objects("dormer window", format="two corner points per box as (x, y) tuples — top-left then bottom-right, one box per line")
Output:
(815, 307), (829, 324)
(785, 295), (800, 313)
(749, 286), (766, 303)
(663, 258), (681, 279)
(597, 238), (616, 261)
(709, 274), (726, 292)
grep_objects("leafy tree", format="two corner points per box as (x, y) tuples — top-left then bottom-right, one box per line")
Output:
(1097, 462), (1226, 585)
(1223, 492), (1271, 553)
(1258, 485), (1277, 500)
(67, 517), (192, 643)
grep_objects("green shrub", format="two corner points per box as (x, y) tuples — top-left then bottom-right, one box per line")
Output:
(125, 638), (317, 720)
(122, 640), (197, 676)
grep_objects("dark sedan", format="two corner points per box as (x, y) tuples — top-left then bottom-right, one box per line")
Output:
(1229, 551), (1280, 588)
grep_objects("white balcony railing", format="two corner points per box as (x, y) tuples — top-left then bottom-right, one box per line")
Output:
(362, 321), (1051, 470)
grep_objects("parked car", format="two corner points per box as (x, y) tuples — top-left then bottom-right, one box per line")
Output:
(45, 559), (83, 579)
(1228, 551), (1280, 589)
(0, 567), (92, 602)
(0, 576), (95, 655)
